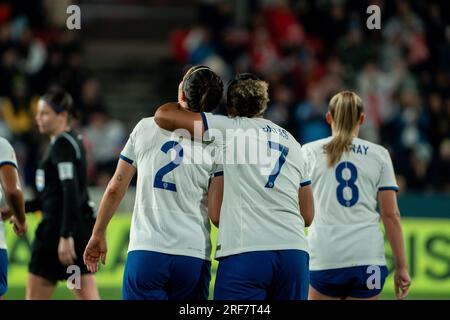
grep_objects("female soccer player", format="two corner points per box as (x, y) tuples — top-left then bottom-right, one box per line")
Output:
(83, 66), (224, 300)
(26, 89), (99, 300)
(0, 138), (27, 299)
(302, 91), (411, 300)
(154, 73), (314, 300)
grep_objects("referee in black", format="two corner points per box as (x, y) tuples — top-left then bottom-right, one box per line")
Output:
(26, 89), (99, 299)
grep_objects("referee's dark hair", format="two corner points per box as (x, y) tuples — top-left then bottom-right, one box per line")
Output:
(182, 65), (223, 113)
(40, 89), (78, 120)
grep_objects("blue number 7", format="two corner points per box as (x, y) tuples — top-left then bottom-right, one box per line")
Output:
(153, 141), (184, 192)
(265, 141), (289, 188)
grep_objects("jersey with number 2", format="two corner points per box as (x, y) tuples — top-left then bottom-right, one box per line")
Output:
(120, 117), (222, 261)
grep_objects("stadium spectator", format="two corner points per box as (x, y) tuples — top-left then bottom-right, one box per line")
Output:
(83, 110), (126, 187)
(0, 1), (120, 189)
(293, 83), (330, 144)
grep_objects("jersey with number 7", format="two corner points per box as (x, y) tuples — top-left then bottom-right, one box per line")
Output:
(201, 113), (311, 259)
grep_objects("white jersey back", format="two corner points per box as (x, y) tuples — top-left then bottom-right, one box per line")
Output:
(121, 118), (221, 260)
(303, 137), (398, 270)
(0, 137), (19, 250)
(202, 113), (310, 259)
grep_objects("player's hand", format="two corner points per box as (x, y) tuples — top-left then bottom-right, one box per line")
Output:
(10, 216), (27, 236)
(394, 267), (411, 300)
(0, 207), (13, 221)
(58, 236), (77, 266)
(83, 233), (107, 273)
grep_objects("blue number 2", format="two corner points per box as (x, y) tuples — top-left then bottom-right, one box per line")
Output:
(335, 161), (359, 207)
(265, 141), (289, 188)
(153, 141), (184, 192)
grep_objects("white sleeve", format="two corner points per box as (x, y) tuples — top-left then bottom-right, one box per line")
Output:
(0, 139), (18, 169)
(301, 143), (316, 183)
(377, 149), (399, 191)
(296, 144), (312, 187)
(120, 122), (139, 168)
(211, 163), (223, 177)
(201, 112), (235, 142)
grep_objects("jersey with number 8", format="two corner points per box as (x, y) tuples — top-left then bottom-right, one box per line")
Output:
(120, 118), (222, 261)
(302, 137), (399, 270)
(201, 113), (311, 259)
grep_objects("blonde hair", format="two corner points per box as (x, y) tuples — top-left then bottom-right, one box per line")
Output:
(324, 91), (364, 167)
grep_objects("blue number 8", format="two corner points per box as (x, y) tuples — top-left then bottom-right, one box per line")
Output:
(335, 161), (359, 207)
(153, 141), (184, 192)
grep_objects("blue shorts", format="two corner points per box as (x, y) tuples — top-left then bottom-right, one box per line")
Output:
(310, 265), (388, 299)
(0, 249), (7, 297)
(214, 250), (309, 300)
(122, 250), (211, 300)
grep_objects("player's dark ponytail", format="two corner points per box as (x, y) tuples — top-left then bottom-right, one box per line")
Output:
(182, 66), (223, 112)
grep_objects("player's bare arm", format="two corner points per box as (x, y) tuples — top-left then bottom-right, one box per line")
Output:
(0, 164), (27, 236)
(84, 160), (136, 272)
(208, 176), (224, 227)
(378, 190), (411, 300)
(298, 185), (314, 227)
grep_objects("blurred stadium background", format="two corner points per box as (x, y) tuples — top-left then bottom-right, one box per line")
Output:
(0, 0), (449, 299)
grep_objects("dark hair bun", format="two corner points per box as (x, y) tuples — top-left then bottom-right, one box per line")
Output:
(183, 66), (224, 112)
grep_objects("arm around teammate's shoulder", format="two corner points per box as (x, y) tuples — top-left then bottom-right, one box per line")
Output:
(154, 102), (204, 138)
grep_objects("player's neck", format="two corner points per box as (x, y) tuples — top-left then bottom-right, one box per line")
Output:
(352, 126), (360, 138)
(179, 100), (189, 110)
(331, 127), (360, 138)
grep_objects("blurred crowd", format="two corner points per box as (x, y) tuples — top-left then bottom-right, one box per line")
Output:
(171, 0), (450, 193)
(0, 0), (126, 188)
(1, 0), (449, 193)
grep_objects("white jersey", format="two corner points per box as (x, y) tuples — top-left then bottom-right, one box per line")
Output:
(121, 118), (222, 260)
(0, 137), (19, 250)
(202, 113), (311, 259)
(303, 137), (399, 270)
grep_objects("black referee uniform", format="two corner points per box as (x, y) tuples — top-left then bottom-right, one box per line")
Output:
(27, 130), (95, 282)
